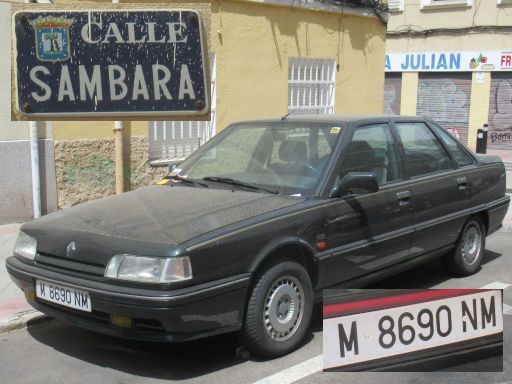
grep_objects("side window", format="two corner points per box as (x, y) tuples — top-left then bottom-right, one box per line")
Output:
(432, 123), (475, 167)
(395, 122), (452, 178)
(337, 124), (401, 186)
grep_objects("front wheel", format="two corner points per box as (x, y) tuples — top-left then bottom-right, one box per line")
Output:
(443, 216), (486, 276)
(238, 261), (313, 358)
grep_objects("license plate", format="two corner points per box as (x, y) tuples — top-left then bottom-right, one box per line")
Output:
(35, 279), (91, 312)
(323, 290), (503, 370)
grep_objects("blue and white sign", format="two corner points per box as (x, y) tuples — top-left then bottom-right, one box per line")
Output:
(386, 51), (512, 72)
(14, 10), (209, 117)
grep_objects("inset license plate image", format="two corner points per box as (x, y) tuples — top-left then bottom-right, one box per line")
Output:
(323, 289), (503, 372)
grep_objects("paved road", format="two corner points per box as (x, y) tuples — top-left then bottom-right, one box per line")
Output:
(0, 231), (510, 383)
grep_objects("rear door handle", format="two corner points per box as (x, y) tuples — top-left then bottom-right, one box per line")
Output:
(396, 191), (411, 206)
(457, 176), (468, 190)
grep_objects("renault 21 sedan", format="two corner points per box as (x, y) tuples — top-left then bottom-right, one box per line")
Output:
(6, 115), (509, 357)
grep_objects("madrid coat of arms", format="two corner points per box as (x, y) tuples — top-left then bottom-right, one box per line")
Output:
(31, 16), (73, 62)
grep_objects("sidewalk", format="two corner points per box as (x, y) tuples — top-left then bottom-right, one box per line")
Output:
(1, 194), (511, 334)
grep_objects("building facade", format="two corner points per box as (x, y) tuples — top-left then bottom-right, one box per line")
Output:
(385, 0), (512, 152)
(0, 0), (57, 224)
(44, 0), (387, 207)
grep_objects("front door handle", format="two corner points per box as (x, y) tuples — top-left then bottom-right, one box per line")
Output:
(457, 176), (468, 190)
(397, 190), (411, 206)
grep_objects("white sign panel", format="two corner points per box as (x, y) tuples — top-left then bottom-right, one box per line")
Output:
(323, 290), (503, 370)
(386, 51), (512, 72)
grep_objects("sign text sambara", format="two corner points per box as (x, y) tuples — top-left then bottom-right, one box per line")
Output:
(14, 10), (208, 117)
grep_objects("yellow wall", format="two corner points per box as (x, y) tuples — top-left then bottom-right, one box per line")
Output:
(52, 0), (386, 140)
(467, 72), (491, 151)
(399, 72), (418, 116)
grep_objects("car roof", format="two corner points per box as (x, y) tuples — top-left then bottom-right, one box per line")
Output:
(236, 114), (429, 125)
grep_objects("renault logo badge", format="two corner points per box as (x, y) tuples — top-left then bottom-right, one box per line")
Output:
(66, 242), (76, 258)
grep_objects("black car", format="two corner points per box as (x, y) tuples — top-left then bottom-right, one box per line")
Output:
(6, 115), (509, 357)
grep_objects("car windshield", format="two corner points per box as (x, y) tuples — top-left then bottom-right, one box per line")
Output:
(174, 122), (344, 196)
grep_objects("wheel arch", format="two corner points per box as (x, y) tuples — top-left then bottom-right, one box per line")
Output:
(248, 237), (319, 289)
(467, 209), (489, 235)
(476, 210), (490, 234)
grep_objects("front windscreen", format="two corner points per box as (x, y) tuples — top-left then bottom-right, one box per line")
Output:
(175, 122), (343, 196)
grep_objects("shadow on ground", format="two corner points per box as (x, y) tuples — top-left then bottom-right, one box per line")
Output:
(27, 304), (323, 381)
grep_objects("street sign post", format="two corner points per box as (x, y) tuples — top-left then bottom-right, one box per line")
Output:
(13, 9), (209, 118)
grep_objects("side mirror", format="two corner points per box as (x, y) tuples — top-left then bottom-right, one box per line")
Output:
(329, 172), (379, 198)
(168, 162), (180, 172)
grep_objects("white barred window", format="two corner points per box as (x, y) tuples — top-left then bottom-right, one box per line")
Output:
(288, 57), (336, 115)
(148, 54), (217, 164)
(388, 0), (404, 12)
(420, 0), (473, 10)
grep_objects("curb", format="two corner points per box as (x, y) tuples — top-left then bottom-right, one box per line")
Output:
(0, 310), (51, 335)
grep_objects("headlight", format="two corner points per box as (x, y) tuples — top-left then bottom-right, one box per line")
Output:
(104, 254), (192, 283)
(13, 231), (37, 261)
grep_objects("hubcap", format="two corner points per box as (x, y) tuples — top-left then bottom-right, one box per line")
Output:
(264, 275), (304, 342)
(461, 223), (482, 265)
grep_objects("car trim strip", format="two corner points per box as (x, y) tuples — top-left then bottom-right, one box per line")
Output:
(7, 260), (250, 303)
(185, 195), (509, 254)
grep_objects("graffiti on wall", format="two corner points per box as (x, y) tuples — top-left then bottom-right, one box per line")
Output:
(384, 84), (398, 115)
(488, 78), (512, 148)
(383, 75), (401, 115)
(417, 78), (470, 141)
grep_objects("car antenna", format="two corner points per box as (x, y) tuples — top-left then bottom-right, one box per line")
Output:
(281, 113), (291, 121)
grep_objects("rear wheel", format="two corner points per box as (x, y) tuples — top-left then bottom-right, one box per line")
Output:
(443, 216), (486, 276)
(238, 261), (313, 358)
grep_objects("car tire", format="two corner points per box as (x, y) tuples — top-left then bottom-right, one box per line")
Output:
(238, 260), (313, 358)
(443, 216), (486, 276)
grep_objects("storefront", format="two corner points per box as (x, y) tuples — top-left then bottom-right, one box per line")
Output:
(384, 51), (512, 151)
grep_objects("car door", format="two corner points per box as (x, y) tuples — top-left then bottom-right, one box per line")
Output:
(323, 122), (415, 286)
(393, 121), (471, 258)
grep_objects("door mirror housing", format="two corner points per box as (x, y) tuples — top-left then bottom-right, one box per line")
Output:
(329, 172), (379, 198)
(168, 162), (180, 172)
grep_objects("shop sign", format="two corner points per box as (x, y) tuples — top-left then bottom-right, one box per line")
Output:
(386, 51), (512, 72)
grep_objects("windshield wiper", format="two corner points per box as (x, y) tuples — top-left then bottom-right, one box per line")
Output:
(167, 175), (209, 188)
(203, 176), (278, 194)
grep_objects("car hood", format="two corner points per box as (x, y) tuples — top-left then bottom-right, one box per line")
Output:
(22, 185), (304, 264)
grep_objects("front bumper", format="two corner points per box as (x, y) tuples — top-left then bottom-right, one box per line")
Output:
(6, 256), (251, 342)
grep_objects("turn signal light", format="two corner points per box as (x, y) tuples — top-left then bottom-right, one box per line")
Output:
(110, 314), (133, 329)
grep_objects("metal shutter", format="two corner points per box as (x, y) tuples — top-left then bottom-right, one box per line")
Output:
(417, 73), (472, 144)
(488, 73), (512, 150)
(384, 73), (402, 115)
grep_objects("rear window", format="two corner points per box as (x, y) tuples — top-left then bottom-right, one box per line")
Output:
(432, 123), (475, 167)
(395, 122), (452, 178)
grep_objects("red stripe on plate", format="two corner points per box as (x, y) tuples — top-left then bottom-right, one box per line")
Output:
(323, 289), (487, 318)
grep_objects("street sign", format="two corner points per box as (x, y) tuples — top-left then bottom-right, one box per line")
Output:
(13, 10), (209, 117)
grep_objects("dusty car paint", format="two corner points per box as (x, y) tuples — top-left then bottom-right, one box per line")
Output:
(6, 115), (510, 346)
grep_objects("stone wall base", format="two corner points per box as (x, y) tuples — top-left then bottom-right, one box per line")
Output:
(54, 137), (167, 208)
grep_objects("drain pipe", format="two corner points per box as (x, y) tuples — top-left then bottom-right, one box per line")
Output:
(29, 121), (41, 219)
(26, 0), (41, 218)
(112, 0), (125, 194)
